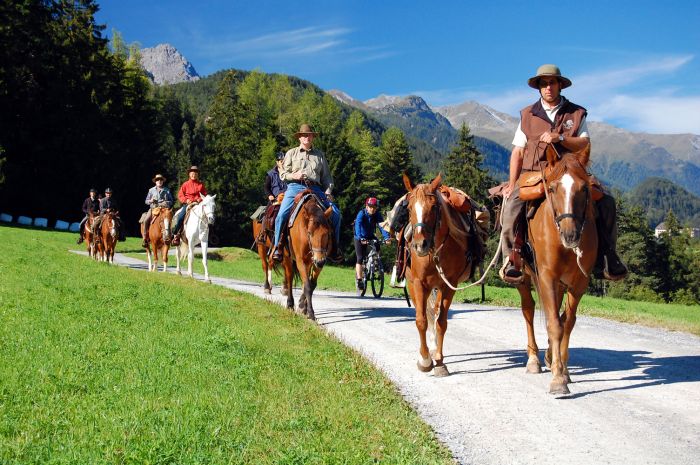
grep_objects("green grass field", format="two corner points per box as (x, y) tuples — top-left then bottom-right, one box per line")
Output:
(125, 238), (700, 337)
(0, 226), (454, 464)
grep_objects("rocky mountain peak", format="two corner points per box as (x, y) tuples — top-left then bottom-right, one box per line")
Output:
(139, 43), (200, 85)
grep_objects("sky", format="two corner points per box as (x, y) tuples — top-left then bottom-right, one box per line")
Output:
(96, 0), (700, 134)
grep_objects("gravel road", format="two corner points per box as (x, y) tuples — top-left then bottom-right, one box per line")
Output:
(103, 252), (700, 465)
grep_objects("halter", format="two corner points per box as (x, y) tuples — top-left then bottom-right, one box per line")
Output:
(409, 191), (441, 252)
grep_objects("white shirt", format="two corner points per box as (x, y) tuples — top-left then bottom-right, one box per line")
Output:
(512, 97), (589, 148)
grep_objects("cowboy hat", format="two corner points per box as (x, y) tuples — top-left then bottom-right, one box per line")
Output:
(528, 64), (572, 89)
(294, 123), (318, 138)
(152, 173), (166, 183)
(187, 165), (199, 173)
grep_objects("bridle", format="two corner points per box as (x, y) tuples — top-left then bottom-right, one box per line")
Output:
(537, 142), (590, 241)
(305, 200), (331, 258)
(409, 191), (442, 252)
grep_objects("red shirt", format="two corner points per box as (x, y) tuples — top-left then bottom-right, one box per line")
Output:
(178, 179), (207, 203)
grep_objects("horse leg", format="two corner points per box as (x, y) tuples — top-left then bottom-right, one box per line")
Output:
(161, 244), (169, 272)
(560, 290), (581, 384)
(200, 240), (210, 283)
(410, 281), (434, 373)
(540, 278), (568, 394)
(187, 242), (194, 278)
(284, 259), (295, 310)
(146, 243), (154, 271)
(433, 287), (455, 377)
(257, 241), (272, 294)
(305, 268), (321, 322)
(296, 262), (309, 316)
(517, 282), (541, 374)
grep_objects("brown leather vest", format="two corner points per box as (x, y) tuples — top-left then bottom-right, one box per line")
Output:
(521, 97), (587, 171)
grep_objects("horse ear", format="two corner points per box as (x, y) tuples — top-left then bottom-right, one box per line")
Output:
(200, 193), (205, 200)
(210, 194), (216, 199)
(545, 144), (559, 166)
(577, 142), (591, 167)
(430, 172), (442, 191)
(402, 172), (414, 192)
(324, 206), (333, 219)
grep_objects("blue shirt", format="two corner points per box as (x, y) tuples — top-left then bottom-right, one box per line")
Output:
(354, 208), (390, 240)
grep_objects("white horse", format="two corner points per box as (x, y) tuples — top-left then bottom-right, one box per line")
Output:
(175, 194), (217, 282)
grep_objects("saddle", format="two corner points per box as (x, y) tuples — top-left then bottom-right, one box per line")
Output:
(288, 191), (327, 228)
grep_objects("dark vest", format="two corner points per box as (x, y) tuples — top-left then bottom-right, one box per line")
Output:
(521, 97), (587, 171)
(267, 167), (287, 197)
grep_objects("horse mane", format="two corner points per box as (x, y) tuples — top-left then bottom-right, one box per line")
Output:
(414, 183), (468, 248)
(547, 153), (589, 182)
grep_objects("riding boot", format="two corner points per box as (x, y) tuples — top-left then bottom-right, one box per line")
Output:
(271, 242), (283, 262)
(171, 233), (181, 246)
(593, 194), (628, 281)
(503, 223), (525, 284)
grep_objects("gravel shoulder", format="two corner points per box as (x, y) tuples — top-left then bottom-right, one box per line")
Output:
(100, 252), (700, 465)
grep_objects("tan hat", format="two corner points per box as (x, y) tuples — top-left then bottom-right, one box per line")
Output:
(294, 123), (318, 138)
(152, 173), (166, 183)
(187, 165), (199, 173)
(527, 64), (572, 89)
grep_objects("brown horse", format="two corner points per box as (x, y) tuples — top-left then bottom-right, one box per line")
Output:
(252, 217), (290, 295)
(142, 207), (172, 272)
(84, 212), (99, 259)
(99, 210), (119, 264)
(403, 173), (475, 377)
(515, 143), (597, 395)
(283, 190), (334, 321)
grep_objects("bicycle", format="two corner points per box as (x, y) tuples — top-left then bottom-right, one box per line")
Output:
(359, 238), (385, 298)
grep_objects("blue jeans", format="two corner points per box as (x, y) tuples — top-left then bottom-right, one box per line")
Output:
(172, 206), (186, 234)
(274, 183), (341, 247)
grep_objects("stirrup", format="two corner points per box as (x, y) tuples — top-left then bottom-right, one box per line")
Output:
(499, 261), (524, 284)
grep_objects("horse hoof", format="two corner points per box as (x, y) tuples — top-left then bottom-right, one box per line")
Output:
(416, 359), (434, 373)
(307, 313), (316, 322)
(205, 279), (211, 284)
(280, 287), (288, 296)
(526, 357), (542, 374)
(549, 379), (570, 395)
(264, 288), (272, 295)
(433, 365), (450, 377)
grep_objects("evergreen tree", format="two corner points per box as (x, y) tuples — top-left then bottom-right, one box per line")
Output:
(442, 123), (494, 205)
(379, 127), (420, 205)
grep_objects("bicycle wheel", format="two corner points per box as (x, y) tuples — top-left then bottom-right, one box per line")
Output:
(370, 257), (384, 298)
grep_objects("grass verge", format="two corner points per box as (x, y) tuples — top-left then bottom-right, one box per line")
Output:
(0, 226), (454, 464)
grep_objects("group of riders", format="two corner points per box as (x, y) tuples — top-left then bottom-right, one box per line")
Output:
(79, 63), (629, 286)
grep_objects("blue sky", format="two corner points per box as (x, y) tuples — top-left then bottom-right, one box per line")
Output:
(96, 0), (700, 134)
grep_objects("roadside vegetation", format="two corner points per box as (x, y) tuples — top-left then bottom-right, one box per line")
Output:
(0, 226), (453, 464)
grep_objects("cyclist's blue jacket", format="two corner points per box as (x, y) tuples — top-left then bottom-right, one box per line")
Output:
(354, 208), (390, 240)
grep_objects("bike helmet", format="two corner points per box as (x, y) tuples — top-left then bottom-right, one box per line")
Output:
(275, 151), (285, 161)
(365, 197), (378, 207)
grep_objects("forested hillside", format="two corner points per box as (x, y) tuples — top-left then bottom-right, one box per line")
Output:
(625, 177), (700, 228)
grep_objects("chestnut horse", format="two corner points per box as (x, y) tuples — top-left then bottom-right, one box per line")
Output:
(84, 212), (99, 259)
(403, 173), (475, 377)
(99, 210), (119, 264)
(515, 143), (597, 395)
(142, 207), (173, 272)
(283, 190), (334, 321)
(252, 217), (290, 295)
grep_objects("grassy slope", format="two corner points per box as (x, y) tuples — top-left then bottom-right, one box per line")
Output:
(128, 243), (700, 337)
(0, 226), (453, 464)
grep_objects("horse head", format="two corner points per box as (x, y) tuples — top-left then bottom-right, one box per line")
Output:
(403, 172), (442, 257)
(543, 143), (593, 249)
(199, 194), (216, 225)
(160, 208), (173, 241)
(303, 199), (333, 269)
(103, 210), (118, 239)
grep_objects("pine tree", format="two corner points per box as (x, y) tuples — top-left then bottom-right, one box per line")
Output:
(442, 123), (494, 205)
(379, 127), (420, 205)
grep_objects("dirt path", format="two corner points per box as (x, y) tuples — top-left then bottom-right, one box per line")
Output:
(105, 252), (700, 465)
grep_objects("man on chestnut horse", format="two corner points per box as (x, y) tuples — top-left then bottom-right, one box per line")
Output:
(141, 173), (174, 248)
(93, 187), (126, 241)
(171, 166), (207, 246)
(500, 64), (627, 283)
(271, 124), (342, 263)
(76, 188), (99, 244)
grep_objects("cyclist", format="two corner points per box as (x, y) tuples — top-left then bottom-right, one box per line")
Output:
(354, 197), (391, 291)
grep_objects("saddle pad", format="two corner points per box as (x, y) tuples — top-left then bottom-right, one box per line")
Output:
(288, 193), (326, 228)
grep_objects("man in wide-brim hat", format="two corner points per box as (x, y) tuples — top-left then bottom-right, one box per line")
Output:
(272, 123), (343, 262)
(171, 165), (208, 245)
(142, 173), (174, 247)
(499, 63), (627, 283)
